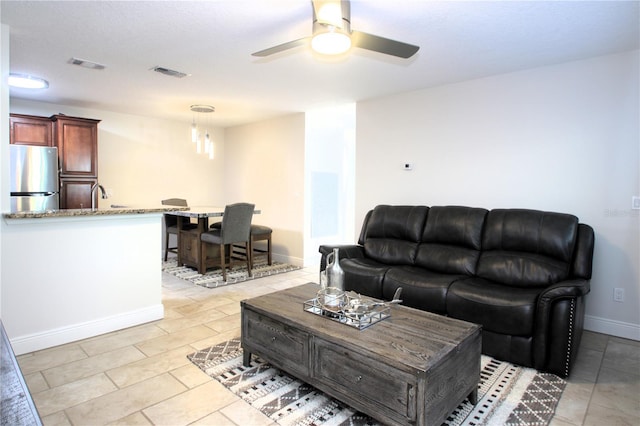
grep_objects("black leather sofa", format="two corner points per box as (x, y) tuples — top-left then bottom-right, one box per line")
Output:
(319, 205), (595, 377)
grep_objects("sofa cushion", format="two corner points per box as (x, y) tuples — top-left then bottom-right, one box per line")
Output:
(363, 205), (429, 266)
(382, 266), (466, 314)
(447, 277), (542, 336)
(477, 209), (578, 287)
(415, 206), (488, 275)
(341, 258), (389, 299)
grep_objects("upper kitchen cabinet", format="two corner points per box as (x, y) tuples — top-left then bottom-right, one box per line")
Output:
(51, 115), (101, 178)
(50, 114), (101, 209)
(10, 114), (53, 146)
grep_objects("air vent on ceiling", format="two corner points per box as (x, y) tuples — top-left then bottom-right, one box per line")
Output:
(68, 57), (105, 70)
(151, 66), (190, 78)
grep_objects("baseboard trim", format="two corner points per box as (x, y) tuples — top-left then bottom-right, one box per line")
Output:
(584, 314), (640, 341)
(10, 305), (164, 355)
(273, 253), (304, 267)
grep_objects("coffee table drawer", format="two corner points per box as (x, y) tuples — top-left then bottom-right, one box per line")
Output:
(313, 339), (418, 423)
(243, 309), (310, 377)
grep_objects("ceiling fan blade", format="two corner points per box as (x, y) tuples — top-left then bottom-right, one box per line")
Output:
(351, 30), (419, 59)
(252, 37), (309, 57)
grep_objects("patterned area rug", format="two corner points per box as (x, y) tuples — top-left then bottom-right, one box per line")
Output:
(188, 338), (566, 426)
(162, 259), (300, 288)
(1, 321), (41, 426)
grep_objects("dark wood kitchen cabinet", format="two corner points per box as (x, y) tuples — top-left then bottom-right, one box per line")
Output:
(8, 113), (101, 209)
(9, 114), (53, 146)
(59, 179), (96, 210)
(51, 114), (101, 209)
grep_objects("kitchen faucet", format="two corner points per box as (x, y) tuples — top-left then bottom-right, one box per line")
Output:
(91, 182), (108, 210)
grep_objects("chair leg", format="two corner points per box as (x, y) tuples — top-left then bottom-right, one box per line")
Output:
(199, 240), (207, 274)
(164, 232), (170, 262)
(248, 236), (254, 269)
(220, 243), (227, 282)
(246, 241), (252, 277)
(266, 234), (272, 265)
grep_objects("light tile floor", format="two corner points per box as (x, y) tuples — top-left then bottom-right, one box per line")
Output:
(16, 263), (640, 426)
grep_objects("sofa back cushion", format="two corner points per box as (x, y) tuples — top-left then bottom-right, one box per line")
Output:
(415, 206), (488, 274)
(571, 223), (595, 280)
(363, 205), (429, 265)
(477, 209), (578, 287)
(357, 210), (373, 245)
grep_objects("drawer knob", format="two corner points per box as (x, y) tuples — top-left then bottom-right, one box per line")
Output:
(355, 375), (362, 382)
(271, 336), (276, 342)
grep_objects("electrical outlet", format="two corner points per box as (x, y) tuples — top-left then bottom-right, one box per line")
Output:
(633, 196), (640, 210)
(614, 287), (625, 302)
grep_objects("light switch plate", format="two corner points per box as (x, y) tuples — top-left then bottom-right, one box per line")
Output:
(632, 196), (640, 210)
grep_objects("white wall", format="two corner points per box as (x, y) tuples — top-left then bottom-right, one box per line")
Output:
(356, 50), (640, 340)
(9, 99), (225, 208)
(0, 24), (10, 319)
(224, 113), (306, 265)
(2, 214), (164, 354)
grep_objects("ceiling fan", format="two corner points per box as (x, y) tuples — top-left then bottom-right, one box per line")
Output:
(252, 0), (419, 59)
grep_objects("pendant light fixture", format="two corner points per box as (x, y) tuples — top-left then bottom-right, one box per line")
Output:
(190, 105), (215, 160)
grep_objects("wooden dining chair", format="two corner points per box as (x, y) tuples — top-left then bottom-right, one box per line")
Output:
(161, 198), (196, 261)
(199, 203), (255, 280)
(248, 225), (273, 268)
(209, 222), (272, 269)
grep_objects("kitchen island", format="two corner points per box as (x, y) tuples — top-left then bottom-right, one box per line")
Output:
(1, 206), (187, 355)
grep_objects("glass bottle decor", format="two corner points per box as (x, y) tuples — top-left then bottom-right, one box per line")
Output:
(325, 248), (345, 291)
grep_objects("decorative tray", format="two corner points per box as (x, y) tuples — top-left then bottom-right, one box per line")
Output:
(303, 296), (391, 330)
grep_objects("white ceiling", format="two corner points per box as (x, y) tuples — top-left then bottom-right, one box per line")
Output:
(2, 0), (639, 128)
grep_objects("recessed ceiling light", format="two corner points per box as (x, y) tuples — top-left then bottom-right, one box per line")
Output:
(8, 73), (49, 89)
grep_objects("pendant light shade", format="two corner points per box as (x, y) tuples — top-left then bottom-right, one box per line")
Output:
(189, 105), (215, 160)
(191, 122), (198, 143)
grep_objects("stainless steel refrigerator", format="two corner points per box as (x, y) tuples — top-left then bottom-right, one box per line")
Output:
(10, 145), (60, 212)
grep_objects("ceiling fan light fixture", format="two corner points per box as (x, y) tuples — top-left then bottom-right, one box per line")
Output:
(311, 28), (351, 55)
(8, 73), (49, 89)
(315, 1), (344, 27)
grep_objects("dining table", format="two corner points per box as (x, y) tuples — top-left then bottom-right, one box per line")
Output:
(168, 206), (260, 272)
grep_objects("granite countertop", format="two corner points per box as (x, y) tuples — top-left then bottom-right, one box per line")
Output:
(3, 206), (189, 219)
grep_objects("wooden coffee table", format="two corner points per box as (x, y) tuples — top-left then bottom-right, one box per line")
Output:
(241, 283), (481, 426)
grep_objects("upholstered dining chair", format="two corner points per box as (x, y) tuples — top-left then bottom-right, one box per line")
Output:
(199, 203), (255, 280)
(161, 198), (196, 261)
(248, 225), (273, 268)
(209, 222), (272, 269)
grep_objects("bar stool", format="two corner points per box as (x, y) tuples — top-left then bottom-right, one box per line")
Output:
(161, 198), (197, 261)
(210, 222), (272, 268)
(249, 225), (272, 268)
(199, 203), (255, 279)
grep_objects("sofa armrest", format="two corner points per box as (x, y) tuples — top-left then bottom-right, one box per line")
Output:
(318, 244), (365, 271)
(539, 278), (591, 301)
(534, 278), (590, 374)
